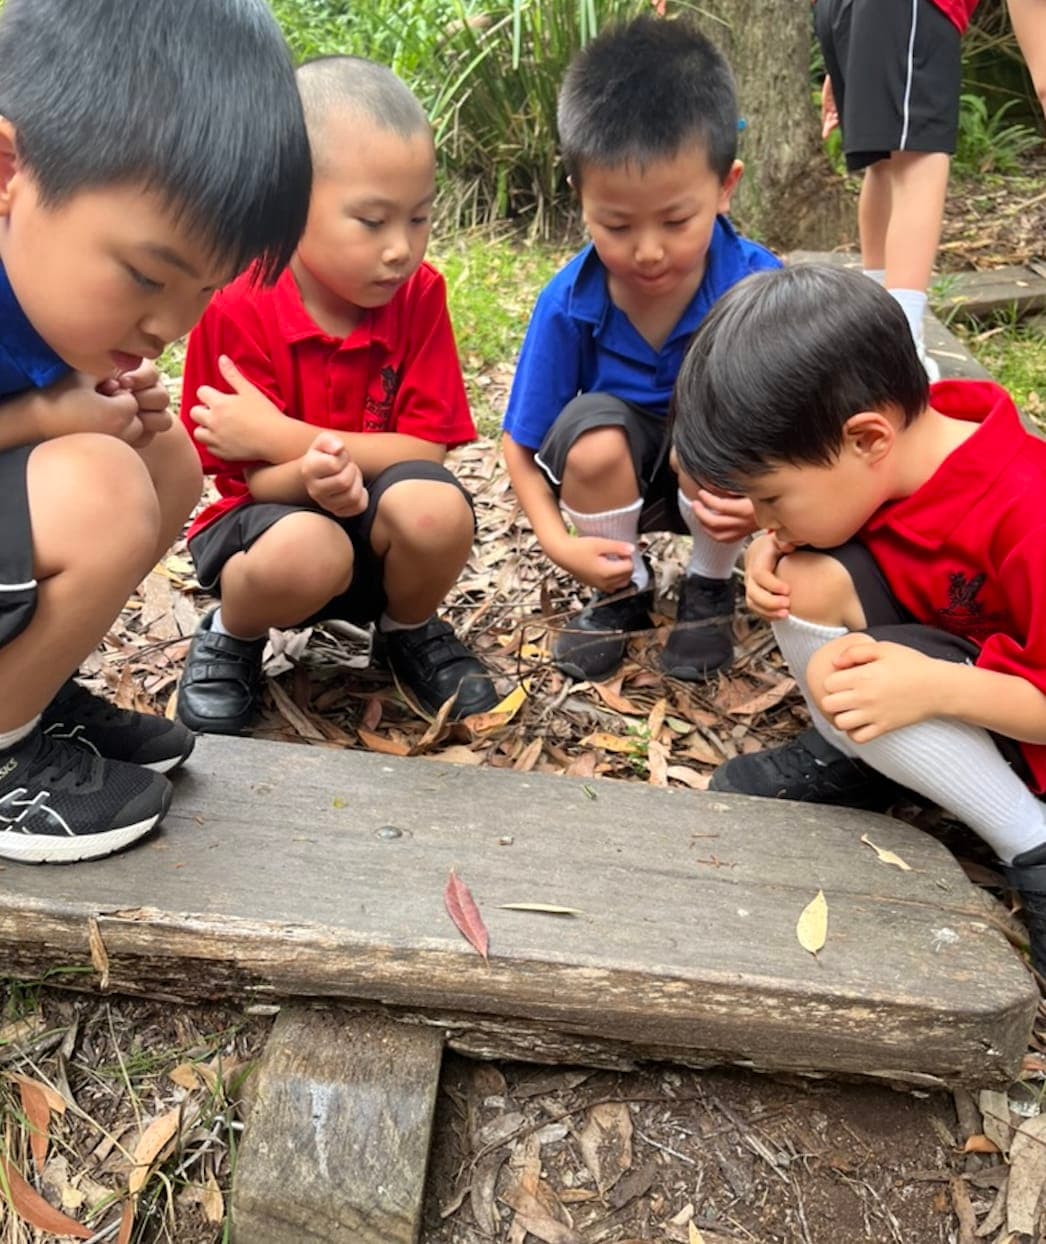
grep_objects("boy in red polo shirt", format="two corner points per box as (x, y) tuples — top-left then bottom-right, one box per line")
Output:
(672, 264), (1046, 973)
(176, 57), (497, 732)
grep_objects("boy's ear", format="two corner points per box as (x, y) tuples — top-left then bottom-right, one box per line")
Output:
(0, 119), (20, 218)
(842, 410), (895, 464)
(716, 160), (744, 213)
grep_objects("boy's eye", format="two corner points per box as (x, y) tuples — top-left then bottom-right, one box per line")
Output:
(411, 215), (430, 227)
(358, 218), (384, 230)
(664, 217), (693, 228)
(602, 223), (628, 234)
(126, 265), (163, 292)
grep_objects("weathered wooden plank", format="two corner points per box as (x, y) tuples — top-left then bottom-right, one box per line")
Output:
(932, 265), (1046, 322)
(0, 735), (1036, 1087)
(232, 1008), (443, 1244)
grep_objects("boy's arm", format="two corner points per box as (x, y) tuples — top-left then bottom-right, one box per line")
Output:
(0, 371), (147, 449)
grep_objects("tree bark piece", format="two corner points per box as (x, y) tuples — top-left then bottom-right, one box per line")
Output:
(232, 1008), (443, 1244)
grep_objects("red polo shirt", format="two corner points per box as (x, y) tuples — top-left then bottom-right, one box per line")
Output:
(929, 0), (979, 33)
(183, 262), (475, 540)
(861, 380), (1046, 790)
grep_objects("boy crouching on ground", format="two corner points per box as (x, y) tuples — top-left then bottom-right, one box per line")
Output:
(0, 0), (310, 863)
(502, 16), (779, 685)
(672, 263), (1046, 972)
(176, 58), (498, 733)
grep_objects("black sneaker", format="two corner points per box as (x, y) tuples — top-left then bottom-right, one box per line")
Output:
(381, 617), (498, 721)
(42, 679), (194, 774)
(0, 725), (171, 864)
(1003, 844), (1046, 977)
(176, 609), (266, 735)
(552, 577), (655, 682)
(708, 727), (901, 810)
(660, 573), (735, 681)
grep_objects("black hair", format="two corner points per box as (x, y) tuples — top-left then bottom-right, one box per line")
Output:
(671, 264), (929, 491)
(0, 0), (312, 283)
(557, 15), (738, 183)
(297, 56), (430, 161)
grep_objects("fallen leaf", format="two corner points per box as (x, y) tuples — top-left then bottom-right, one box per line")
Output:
(444, 870), (489, 960)
(356, 728), (411, 757)
(87, 917), (110, 990)
(666, 765), (706, 789)
(499, 903), (583, 916)
(592, 679), (642, 716)
(647, 697), (668, 741)
(0, 1159), (92, 1238)
(647, 739), (669, 787)
(860, 833), (912, 872)
(168, 1063), (200, 1091)
(578, 1102), (634, 1193)
(513, 737), (544, 772)
(129, 1107), (183, 1195)
(689, 1223), (707, 1244)
(428, 744), (483, 766)
(979, 1089), (1014, 1155)
(18, 1078), (51, 1172)
(796, 890), (828, 956)
(118, 1201), (134, 1244)
(1007, 1115), (1046, 1235)
(580, 732), (641, 754)
(492, 683), (527, 720)
(203, 1173), (224, 1224)
(729, 678), (797, 716)
(361, 695), (383, 731)
(962, 1133), (1001, 1154)
(267, 680), (326, 741)
(9, 1073), (66, 1115)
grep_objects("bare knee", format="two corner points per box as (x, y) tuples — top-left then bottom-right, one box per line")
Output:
(373, 480), (474, 555)
(139, 421), (203, 533)
(232, 515), (354, 607)
(561, 427), (634, 491)
(777, 552), (862, 629)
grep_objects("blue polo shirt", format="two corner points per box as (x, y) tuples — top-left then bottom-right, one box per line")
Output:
(0, 261), (69, 400)
(502, 216), (780, 450)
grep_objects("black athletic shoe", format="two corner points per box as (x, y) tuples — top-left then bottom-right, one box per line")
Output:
(553, 577), (655, 682)
(1003, 844), (1046, 977)
(708, 727), (901, 810)
(42, 679), (194, 774)
(660, 573), (735, 681)
(382, 617), (498, 721)
(176, 610), (266, 735)
(0, 724), (171, 864)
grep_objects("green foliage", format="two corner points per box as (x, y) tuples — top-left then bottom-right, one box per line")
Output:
(954, 92), (1042, 175)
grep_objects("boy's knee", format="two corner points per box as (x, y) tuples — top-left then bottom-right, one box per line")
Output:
(777, 552), (859, 628)
(240, 514), (354, 601)
(142, 422), (203, 524)
(805, 633), (871, 707)
(375, 478), (474, 551)
(561, 426), (632, 489)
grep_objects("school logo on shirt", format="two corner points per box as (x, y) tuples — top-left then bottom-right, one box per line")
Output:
(934, 569), (1004, 642)
(940, 571), (987, 620)
(363, 365), (401, 432)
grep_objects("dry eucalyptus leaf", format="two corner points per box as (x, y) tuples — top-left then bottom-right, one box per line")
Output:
(859, 833), (912, 872)
(796, 889), (828, 956)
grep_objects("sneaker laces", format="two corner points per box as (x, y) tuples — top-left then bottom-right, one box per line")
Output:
(27, 729), (98, 789)
(51, 680), (127, 727)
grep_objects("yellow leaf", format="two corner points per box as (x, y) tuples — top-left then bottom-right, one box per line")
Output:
(518, 642), (548, 662)
(859, 833), (912, 872)
(492, 683), (527, 720)
(129, 1107), (183, 1195)
(689, 1221), (706, 1244)
(580, 732), (641, 754)
(796, 890), (828, 956)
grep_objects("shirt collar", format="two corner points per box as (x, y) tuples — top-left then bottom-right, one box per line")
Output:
(0, 262), (69, 394)
(863, 381), (1026, 549)
(271, 265), (395, 351)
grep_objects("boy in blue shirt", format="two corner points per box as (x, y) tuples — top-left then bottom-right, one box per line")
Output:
(0, 0), (311, 863)
(502, 16), (779, 683)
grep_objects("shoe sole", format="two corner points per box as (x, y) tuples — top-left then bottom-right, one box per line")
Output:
(0, 789), (172, 864)
(140, 732), (197, 774)
(659, 653), (733, 682)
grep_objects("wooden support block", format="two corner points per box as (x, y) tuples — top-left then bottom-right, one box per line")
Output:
(0, 736), (1036, 1087)
(232, 1008), (443, 1244)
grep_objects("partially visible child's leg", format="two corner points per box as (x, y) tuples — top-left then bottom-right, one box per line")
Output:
(136, 419), (204, 565)
(1008, 0), (1046, 120)
(368, 466), (497, 720)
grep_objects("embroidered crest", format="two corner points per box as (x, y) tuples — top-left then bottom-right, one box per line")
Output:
(363, 365), (400, 432)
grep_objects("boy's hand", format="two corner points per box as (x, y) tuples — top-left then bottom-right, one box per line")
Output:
(821, 75), (839, 139)
(553, 535), (636, 593)
(35, 372), (144, 444)
(301, 432), (368, 517)
(189, 355), (285, 461)
(744, 531), (795, 620)
(100, 359), (172, 447)
(688, 489), (759, 544)
(820, 640), (940, 741)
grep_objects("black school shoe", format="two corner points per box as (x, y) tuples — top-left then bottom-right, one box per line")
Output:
(176, 610), (266, 735)
(709, 727), (902, 810)
(1002, 844), (1046, 977)
(381, 617), (498, 721)
(660, 573), (736, 681)
(42, 678), (194, 774)
(0, 724), (171, 864)
(553, 576), (655, 682)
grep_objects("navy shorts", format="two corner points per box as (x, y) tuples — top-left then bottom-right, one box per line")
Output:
(533, 393), (688, 535)
(189, 459), (474, 627)
(0, 443), (38, 649)
(814, 0), (962, 171)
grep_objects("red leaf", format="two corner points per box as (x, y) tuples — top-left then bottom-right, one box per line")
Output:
(0, 1158), (92, 1238)
(18, 1078), (51, 1173)
(444, 869), (489, 960)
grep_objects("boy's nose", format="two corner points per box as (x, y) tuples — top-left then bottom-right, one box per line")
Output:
(634, 232), (664, 264)
(382, 233), (411, 267)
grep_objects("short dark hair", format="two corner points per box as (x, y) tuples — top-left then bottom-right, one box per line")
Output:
(0, 0), (312, 283)
(558, 15), (738, 183)
(671, 265), (929, 491)
(298, 56), (429, 141)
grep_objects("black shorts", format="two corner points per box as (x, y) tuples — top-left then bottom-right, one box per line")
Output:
(814, 0), (961, 171)
(825, 541), (1031, 780)
(0, 443), (38, 649)
(189, 460), (474, 627)
(534, 393), (687, 535)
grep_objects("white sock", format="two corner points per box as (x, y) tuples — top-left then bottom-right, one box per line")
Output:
(772, 615), (857, 754)
(852, 721), (1046, 863)
(863, 268), (886, 285)
(0, 716), (39, 750)
(562, 498), (649, 591)
(888, 288), (928, 348)
(379, 612), (429, 633)
(677, 489), (745, 581)
(211, 608), (264, 642)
